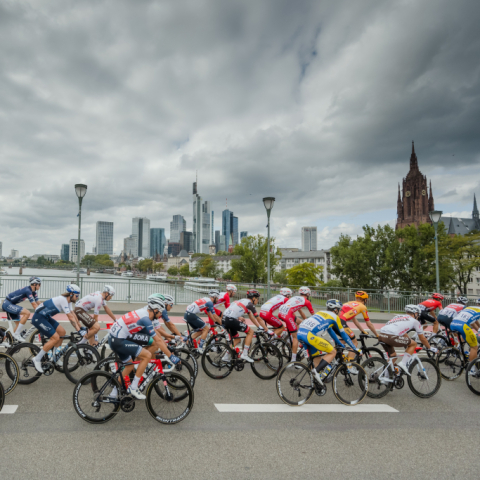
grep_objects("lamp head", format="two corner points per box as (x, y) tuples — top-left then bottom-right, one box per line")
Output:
(75, 184), (88, 199)
(263, 197), (275, 211)
(429, 210), (443, 225)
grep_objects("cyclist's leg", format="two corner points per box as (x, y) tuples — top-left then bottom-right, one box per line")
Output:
(260, 311), (283, 337)
(284, 313), (300, 359)
(462, 324), (478, 362)
(299, 330), (336, 377)
(2, 301), (23, 333)
(339, 318), (357, 360)
(184, 312), (207, 340)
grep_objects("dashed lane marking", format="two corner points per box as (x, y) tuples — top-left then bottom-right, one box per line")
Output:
(0, 405), (18, 414)
(214, 403), (398, 413)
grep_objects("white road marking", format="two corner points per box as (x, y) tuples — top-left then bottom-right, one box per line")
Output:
(0, 405), (18, 414)
(215, 403), (398, 413)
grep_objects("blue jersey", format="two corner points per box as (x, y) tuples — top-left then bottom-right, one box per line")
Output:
(6, 286), (38, 305)
(299, 312), (356, 350)
(162, 309), (170, 322)
(35, 296), (72, 318)
(452, 307), (480, 327)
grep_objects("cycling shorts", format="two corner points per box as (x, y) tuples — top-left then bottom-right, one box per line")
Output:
(259, 311), (283, 329)
(419, 311), (436, 325)
(450, 321), (478, 348)
(184, 312), (206, 330)
(2, 300), (24, 321)
(378, 333), (411, 356)
(298, 329), (334, 357)
(437, 314), (453, 330)
(74, 307), (96, 328)
(278, 312), (298, 333)
(214, 308), (223, 319)
(223, 316), (250, 338)
(31, 312), (60, 339)
(108, 336), (142, 363)
(339, 318), (355, 339)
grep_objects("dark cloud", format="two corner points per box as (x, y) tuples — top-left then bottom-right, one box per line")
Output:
(0, 0), (479, 255)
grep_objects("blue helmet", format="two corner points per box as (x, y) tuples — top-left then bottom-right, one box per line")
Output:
(66, 284), (81, 295)
(326, 299), (342, 311)
(476, 298), (480, 305)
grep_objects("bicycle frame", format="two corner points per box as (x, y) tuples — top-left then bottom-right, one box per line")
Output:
(377, 349), (430, 384)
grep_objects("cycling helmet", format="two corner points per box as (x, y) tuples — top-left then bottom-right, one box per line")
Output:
(163, 294), (174, 306)
(405, 304), (421, 315)
(476, 298), (480, 305)
(299, 286), (311, 296)
(457, 296), (468, 305)
(148, 293), (164, 301)
(66, 284), (81, 295)
(246, 289), (260, 299)
(280, 287), (293, 297)
(431, 293), (444, 301)
(355, 291), (369, 299)
(226, 284), (237, 293)
(208, 290), (220, 299)
(326, 299), (343, 311)
(103, 285), (115, 297)
(147, 297), (165, 311)
(29, 276), (42, 285)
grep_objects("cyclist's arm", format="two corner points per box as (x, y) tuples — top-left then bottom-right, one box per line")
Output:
(349, 315), (368, 335)
(66, 312), (81, 330)
(248, 311), (264, 329)
(207, 311), (221, 325)
(155, 325), (175, 340)
(299, 309), (308, 320)
(330, 325), (356, 351)
(103, 304), (117, 322)
(417, 333), (431, 349)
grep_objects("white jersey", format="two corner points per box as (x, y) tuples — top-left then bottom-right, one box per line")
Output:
(224, 299), (257, 319)
(438, 304), (465, 319)
(261, 295), (287, 313)
(110, 307), (150, 339)
(75, 292), (106, 315)
(380, 314), (423, 336)
(35, 296), (72, 316)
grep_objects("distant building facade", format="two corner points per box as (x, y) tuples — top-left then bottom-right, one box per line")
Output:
(301, 227), (317, 251)
(180, 231), (194, 253)
(278, 249), (332, 282)
(60, 244), (70, 261)
(240, 231), (248, 239)
(150, 228), (167, 258)
(132, 217), (150, 257)
(192, 181), (211, 254)
(168, 242), (181, 257)
(222, 209), (239, 251)
(440, 195), (480, 235)
(69, 239), (85, 263)
(123, 235), (138, 257)
(0, 241), (3, 257)
(170, 215), (186, 243)
(96, 221), (114, 255)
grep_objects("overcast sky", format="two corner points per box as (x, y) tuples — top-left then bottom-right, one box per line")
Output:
(1, 0), (479, 256)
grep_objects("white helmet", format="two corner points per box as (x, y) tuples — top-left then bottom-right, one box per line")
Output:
(299, 286), (311, 296)
(66, 284), (81, 295)
(280, 287), (293, 297)
(208, 290), (220, 299)
(226, 284), (237, 293)
(147, 297), (165, 311)
(405, 304), (421, 315)
(103, 285), (115, 297)
(163, 294), (174, 306)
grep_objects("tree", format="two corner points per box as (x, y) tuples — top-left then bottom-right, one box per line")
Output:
(322, 278), (343, 288)
(154, 262), (164, 272)
(36, 256), (53, 266)
(222, 269), (234, 280)
(81, 254), (114, 268)
(179, 264), (190, 276)
(192, 257), (220, 278)
(137, 258), (154, 272)
(230, 235), (280, 283)
(191, 253), (209, 258)
(168, 266), (179, 276)
(286, 263), (324, 286)
(274, 269), (288, 284)
(215, 251), (234, 256)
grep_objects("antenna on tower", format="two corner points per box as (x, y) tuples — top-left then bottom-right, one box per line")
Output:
(226, 198), (228, 208)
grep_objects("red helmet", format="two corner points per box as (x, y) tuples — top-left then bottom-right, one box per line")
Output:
(246, 289), (260, 299)
(431, 293), (444, 301)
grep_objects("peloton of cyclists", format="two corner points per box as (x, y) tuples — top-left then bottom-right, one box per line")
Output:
(436, 296), (468, 332)
(213, 284), (237, 321)
(147, 294), (183, 341)
(418, 293), (444, 333)
(260, 287), (293, 338)
(449, 300), (480, 367)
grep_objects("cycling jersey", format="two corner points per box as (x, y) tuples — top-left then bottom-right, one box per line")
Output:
(452, 307), (480, 327)
(186, 298), (215, 315)
(419, 299), (442, 312)
(110, 307), (156, 340)
(278, 296), (314, 317)
(261, 294), (288, 314)
(214, 292), (231, 309)
(380, 315), (423, 336)
(75, 292), (106, 315)
(438, 303), (466, 319)
(224, 299), (258, 319)
(339, 301), (370, 322)
(450, 309), (480, 348)
(5, 286), (38, 305)
(35, 296), (72, 317)
(153, 309), (171, 329)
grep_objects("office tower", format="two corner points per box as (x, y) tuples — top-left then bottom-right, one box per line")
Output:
(60, 244), (70, 261)
(232, 215), (239, 247)
(192, 181), (211, 254)
(95, 221), (114, 255)
(211, 211), (214, 246)
(219, 234), (226, 252)
(69, 239), (85, 263)
(168, 242), (181, 257)
(150, 228), (167, 258)
(169, 215), (186, 243)
(222, 210), (239, 250)
(123, 235), (138, 257)
(132, 217), (151, 257)
(301, 227), (317, 251)
(180, 231), (194, 253)
(240, 231), (248, 239)
(10, 249), (19, 258)
(215, 230), (220, 252)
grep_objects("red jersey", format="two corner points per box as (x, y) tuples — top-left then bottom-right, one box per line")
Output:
(278, 296), (314, 318)
(214, 292), (231, 309)
(340, 301), (370, 322)
(419, 299), (442, 312)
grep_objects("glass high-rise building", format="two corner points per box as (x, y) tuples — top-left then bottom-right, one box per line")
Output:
(132, 217), (150, 257)
(69, 239), (85, 263)
(60, 244), (70, 261)
(169, 215), (186, 243)
(180, 231), (194, 253)
(301, 227), (317, 251)
(150, 228), (166, 258)
(240, 231), (248, 239)
(192, 182), (211, 254)
(222, 209), (239, 250)
(95, 221), (114, 255)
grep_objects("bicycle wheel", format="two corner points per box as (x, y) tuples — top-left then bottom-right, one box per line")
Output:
(361, 356), (391, 399)
(276, 362), (314, 406)
(271, 338), (292, 361)
(73, 371), (121, 424)
(7, 343), (42, 385)
(0, 352), (19, 395)
(0, 327), (13, 348)
(427, 335), (450, 359)
(333, 362), (368, 406)
(146, 373), (194, 424)
(362, 347), (385, 360)
(250, 343), (283, 380)
(64, 345), (101, 384)
(201, 342), (234, 379)
(436, 347), (464, 380)
(465, 358), (480, 395)
(173, 348), (198, 378)
(204, 334), (230, 367)
(0, 383), (4, 412)
(407, 357), (441, 398)
(26, 329), (42, 354)
(170, 359), (195, 396)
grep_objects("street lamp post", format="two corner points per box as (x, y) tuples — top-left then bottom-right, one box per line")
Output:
(263, 197), (275, 299)
(429, 210), (443, 292)
(75, 184), (88, 285)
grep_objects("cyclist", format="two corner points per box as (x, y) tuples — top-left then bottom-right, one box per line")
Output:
(450, 303), (480, 365)
(31, 284), (82, 373)
(278, 287), (315, 362)
(298, 300), (361, 383)
(184, 290), (222, 353)
(2, 276), (42, 342)
(418, 293), (444, 333)
(213, 284), (237, 321)
(108, 297), (180, 400)
(74, 286), (117, 346)
(339, 291), (378, 341)
(259, 287), (293, 338)
(378, 305), (436, 375)
(147, 294), (183, 341)
(222, 289), (268, 363)
(436, 296), (468, 332)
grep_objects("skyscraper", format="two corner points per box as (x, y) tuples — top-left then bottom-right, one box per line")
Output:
(95, 221), (114, 255)
(301, 227), (317, 251)
(222, 209), (239, 250)
(69, 239), (85, 263)
(169, 215), (186, 243)
(240, 231), (248, 239)
(180, 231), (194, 253)
(124, 235), (138, 257)
(211, 211), (214, 246)
(232, 215), (239, 247)
(192, 181), (211, 254)
(132, 217), (150, 257)
(60, 244), (69, 261)
(150, 228), (166, 258)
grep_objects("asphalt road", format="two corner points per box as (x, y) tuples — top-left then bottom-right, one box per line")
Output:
(1, 345), (480, 480)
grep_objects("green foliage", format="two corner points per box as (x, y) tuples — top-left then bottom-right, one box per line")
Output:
(215, 251), (234, 256)
(179, 264), (190, 276)
(221, 269), (234, 280)
(285, 263), (324, 286)
(137, 259), (154, 272)
(193, 257), (220, 278)
(191, 253), (209, 258)
(81, 254), (114, 268)
(322, 278), (344, 288)
(36, 256), (53, 266)
(167, 266), (179, 276)
(273, 269), (288, 284)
